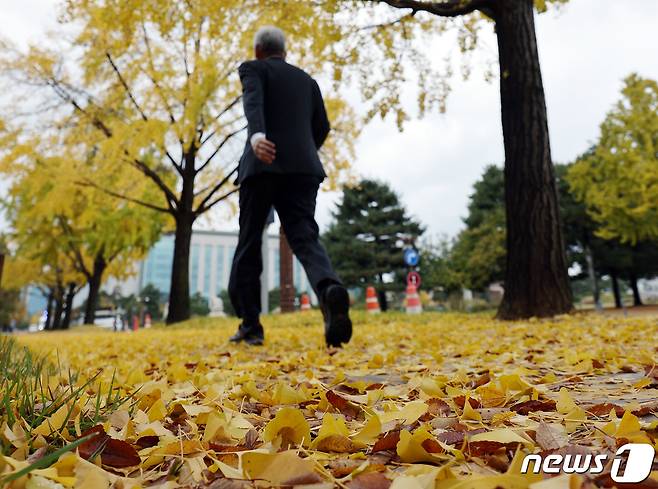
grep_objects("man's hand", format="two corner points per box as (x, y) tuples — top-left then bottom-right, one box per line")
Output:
(251, 133), (276, 164)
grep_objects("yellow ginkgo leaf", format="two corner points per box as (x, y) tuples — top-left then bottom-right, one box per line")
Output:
(396, 429), (444, 464)
(461, 399), (482, 422)
(242, 450), (320, 485)
(353, 414), (382, 445)
(556, 388), (578, 415)
(262, 407), (310, 447)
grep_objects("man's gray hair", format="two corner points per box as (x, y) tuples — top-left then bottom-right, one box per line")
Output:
(254, 26), (286, 54)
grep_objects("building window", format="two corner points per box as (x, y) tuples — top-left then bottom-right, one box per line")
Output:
(141, 235), (174, 294)
(216, 245), (225, 295)
(203, 244), (212, 298)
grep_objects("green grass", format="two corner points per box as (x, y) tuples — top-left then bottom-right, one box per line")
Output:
(0, 336), (137, 483)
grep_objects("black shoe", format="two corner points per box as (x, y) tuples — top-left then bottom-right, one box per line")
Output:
(229, 322), (264, 346)
(322, 285), (352, 347)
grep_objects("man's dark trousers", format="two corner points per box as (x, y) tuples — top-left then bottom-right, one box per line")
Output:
(228, 173), (340, 323)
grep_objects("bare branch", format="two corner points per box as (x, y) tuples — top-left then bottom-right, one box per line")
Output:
(360, 11), (417, 30)
(362, 0), (495, 18)
(77, 178), (172, 214)
(199, 95), (244, 147)
(196, 124), (247, 174)
(106, 52), (149, 121)
(47, 79), (114, 137)
(141, 23), (177, 124)
(57, 216), (91, 279)
(195, 187), (239, 216)
(126, 157), (179, 211)
(193, 165), (239, 216)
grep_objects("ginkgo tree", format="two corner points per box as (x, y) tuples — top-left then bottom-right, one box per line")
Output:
(312, 0), (574, 319)
(0, 139), (165, 325)
(568, 74), (658, 244)
(0, 0), (356, 324)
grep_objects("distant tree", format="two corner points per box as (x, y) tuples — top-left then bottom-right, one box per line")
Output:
(323, 179), (424, 308)
(0, 146), (164, 325)
(138, 284), (165, 321)
(568, 75), (658, 244)
(418, 236), (462, 294)
(0, 289), (20, 330)
(448, 165), (507, 291)
(451, 208), (506, 291)
(464, 166), (505, 229)
(190, 293), (210, 317)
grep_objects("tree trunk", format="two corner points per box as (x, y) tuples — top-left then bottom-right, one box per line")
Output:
(83, 253), (107, 324)
(52, 285), (65, 330)
(494, 0), (573, 319)
(610, 272), (622, 309)
(377, 273), (388, 312)
(585, 245), (602, 310)
(629, 273), (643, 307)
(167, 211), (194, 323)
(62, 283), (77, 329)
(45, 291), (54, 330)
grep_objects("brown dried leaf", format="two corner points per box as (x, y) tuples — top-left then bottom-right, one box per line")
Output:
(468, 440), (521, 457)
(315, 434), (357, 453)
(326, 390), (360, 418)
(100, 438), (142, 468)
(586, 403), (624, 417)
(453, 396), (481, 409)
(348, 472), (391, 489)
(510, 399), (556, 415)
(435, 430), (465, 446)
(372, 431), (400, 453)
(427, 398), (451, 417)
(535, 423), (569, 451)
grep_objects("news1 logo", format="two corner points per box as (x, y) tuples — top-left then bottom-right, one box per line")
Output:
(521, 444), (656, 483)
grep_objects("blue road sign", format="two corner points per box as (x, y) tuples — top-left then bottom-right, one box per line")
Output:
(404, 248), (420, 267)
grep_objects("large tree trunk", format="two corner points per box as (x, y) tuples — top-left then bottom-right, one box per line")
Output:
(629, 273), (643, 307)
(84, 253), (107, 324)
(610, 272), (622, 309)
(494, 0), (573, 319)
(62, 283), (77, 329)
(167, 211), (194, 323)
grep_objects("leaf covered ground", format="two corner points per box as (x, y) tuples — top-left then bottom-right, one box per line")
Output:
(2, 311), (658, 488)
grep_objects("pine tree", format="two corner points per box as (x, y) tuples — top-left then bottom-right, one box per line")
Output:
(323, 180), (423, 307)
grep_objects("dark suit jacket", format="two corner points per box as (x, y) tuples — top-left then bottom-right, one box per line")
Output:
(237, 57), (330, 184)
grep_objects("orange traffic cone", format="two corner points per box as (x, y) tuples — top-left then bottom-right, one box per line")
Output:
(300, 293), (311, 311)
(405, 284), (423, 314)
(144, 313), (152, 329)
(366, 286), (380, 314)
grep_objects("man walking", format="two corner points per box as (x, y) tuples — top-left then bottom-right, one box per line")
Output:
(228, 26), (352, 347)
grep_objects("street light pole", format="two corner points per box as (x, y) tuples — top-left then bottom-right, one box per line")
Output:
(279, 227), (295, 313)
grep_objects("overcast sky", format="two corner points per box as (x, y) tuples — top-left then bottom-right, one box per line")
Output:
(1, 1), (657, 239)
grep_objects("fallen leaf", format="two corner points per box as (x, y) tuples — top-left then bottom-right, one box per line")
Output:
(348, 472), (391, 489)
(535, 423), (569, 451)
(372, 431), (400, 453)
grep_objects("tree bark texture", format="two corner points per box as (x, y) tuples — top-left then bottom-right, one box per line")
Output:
(83, 253), (107, 324)
(494, 0), (573, 319)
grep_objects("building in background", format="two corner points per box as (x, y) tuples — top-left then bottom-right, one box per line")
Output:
(25, 229), (316, 318)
